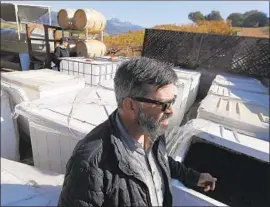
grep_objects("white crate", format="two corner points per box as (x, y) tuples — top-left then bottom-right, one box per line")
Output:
(59, 57), (129, 86)
(197, 94), (269, 141)
(1, 69), (85, 138)
(1, 158), (64, 206)
(15, 87), (117, 173)
(1, 90), (20, 161)
(173, 67), (201, 113)
(208, 83), (269, 108)
(170, 119), (269, 206)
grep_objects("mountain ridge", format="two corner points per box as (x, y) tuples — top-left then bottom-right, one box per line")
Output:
(35, 11), (145, 35)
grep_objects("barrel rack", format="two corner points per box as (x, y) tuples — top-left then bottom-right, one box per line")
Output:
(25, 23), (64, 69)
(25, 23), (105, 69)
(61, 29), (104, 42)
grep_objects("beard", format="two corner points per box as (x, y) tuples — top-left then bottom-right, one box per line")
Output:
(138, 106), (172, 140)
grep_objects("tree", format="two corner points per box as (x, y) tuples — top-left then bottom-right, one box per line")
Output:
(188, 11), (205, 23)
(242, 11), (268, 27)
(243, 10), (260, 19)
(205, 10), (223, 21)
(227, 13), (244, 27)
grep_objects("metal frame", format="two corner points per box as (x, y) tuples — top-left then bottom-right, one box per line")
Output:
(26, 23), (63, 69)
(1, 2), (52, 40)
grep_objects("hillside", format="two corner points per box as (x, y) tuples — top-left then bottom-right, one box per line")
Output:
(104, 21), (270, 57)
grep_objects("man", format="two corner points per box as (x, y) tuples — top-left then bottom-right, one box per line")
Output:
(52, 37), (70, 71)
(58, 57), (217, 207)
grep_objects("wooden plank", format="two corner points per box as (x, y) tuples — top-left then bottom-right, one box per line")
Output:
(25, 24), (34, 69)
(44, 25), (51, 68)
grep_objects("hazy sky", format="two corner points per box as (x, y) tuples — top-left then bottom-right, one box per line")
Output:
(8, 1), (270, 27)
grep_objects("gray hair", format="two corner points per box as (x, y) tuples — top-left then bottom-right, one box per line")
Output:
(114, 57), (178, 107)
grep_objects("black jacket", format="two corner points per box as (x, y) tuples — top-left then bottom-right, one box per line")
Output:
(58, 110), (200, 207)
(52, 46), (70, 69)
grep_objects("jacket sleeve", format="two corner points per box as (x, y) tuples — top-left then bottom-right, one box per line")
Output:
(58, 155), (104, 207)
(168, 156), (201, 188)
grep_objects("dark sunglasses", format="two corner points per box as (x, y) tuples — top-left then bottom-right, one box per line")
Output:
(131, 95), (177, 112)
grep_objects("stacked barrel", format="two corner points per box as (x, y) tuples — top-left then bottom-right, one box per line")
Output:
(57, 9), (107, 57)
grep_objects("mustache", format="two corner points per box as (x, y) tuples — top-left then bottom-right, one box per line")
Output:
(160, 113), (173, 121)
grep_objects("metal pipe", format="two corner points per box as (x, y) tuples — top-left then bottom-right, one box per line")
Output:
(48, 7), (52, 25)
(14, 4), (21, 40)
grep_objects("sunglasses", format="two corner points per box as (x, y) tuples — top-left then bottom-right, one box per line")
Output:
(131, 95), (177, 112)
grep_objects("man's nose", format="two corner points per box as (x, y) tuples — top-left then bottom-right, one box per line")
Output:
(165, 104), (174, 114)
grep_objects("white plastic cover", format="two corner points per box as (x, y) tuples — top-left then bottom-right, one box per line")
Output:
(1, 158), (64, 206)
(208, 83), (269, 108)
(1, 69), (85, 138)
(197, 94), (269, 141)
(14, 86), (117, 173)
(213, 74), (268, 94)
(1, 90), (20, 161)
(1, 69), (85, 95)
(215, 73), (262, 84)
(173, 67), (201, 112)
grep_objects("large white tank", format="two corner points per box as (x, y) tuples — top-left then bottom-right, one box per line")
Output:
(1, 69), (85, 139)
(1, 89), (20, 161)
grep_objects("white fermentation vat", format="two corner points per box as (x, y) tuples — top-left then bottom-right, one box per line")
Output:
(15, 87), (117, 173)
(169, 119), (269, 207)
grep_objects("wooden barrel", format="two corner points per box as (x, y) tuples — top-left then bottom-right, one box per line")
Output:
(57, 9), (76, 29)
(76, 40), (106, 58)
(69, 43), (77, 55)
(72, 9), (106, 33)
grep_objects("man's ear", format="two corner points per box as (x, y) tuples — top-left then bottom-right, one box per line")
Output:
(122, 97), (134, 111)
(122, 97), (137, 117)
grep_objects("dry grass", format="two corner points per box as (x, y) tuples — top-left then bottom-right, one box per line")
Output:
(233, 27), (269, 38)
(261, 26), (269, 35)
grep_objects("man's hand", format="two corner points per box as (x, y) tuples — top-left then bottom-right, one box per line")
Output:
(197, 173), (217, 192)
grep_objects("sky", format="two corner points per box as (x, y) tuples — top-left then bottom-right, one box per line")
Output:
(7, 1), (270, 27)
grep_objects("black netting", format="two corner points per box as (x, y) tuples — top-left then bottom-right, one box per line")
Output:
(142, 29), (269, 78)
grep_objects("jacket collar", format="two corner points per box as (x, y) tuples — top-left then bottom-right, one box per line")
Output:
(108, 110), (170, 180)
